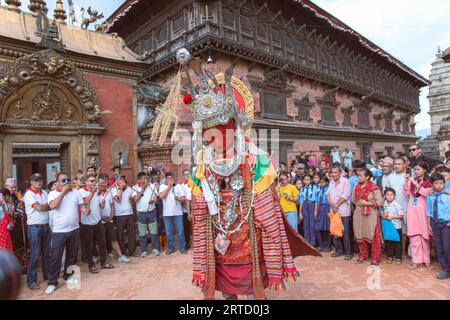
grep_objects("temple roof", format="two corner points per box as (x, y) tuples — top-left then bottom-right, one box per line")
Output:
(106, 0), (428, 86)
(0, 5), (145, 64)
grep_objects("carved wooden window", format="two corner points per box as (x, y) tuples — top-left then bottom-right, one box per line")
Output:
(384, 117), (393, 132)
(261, 89), (287, 120)
(285, 35), (295, 62)
(142, 35), (152, 53)
(298, 105), (311, 121)
(342, 109), (353, 127)
(257, 22), (269, 52)
(271, 28), (283, 57)
(321, 105), (336, 125)
(358, 109), (370, 129)
(240, 15), (253, 47)
(402, 119), (410, 133)
(306, 42), (316, 69)
(199, 3), (217, 23)
(222, 6), (236, 40)
(172, 12), (185, 38)
(395, 120), (401, 132)
(297, 39), (306, 65)
(374, 115), (382, 130)
(156, 22), (168, 46)
(319, 49), (329, 74)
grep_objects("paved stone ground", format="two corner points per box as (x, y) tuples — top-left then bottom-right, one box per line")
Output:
(18, 251), (450, 300)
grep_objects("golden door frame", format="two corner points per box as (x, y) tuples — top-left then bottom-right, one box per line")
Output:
(0, 49), (105, 182)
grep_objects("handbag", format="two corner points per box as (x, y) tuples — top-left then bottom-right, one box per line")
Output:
(381, 218), (400, 242)
(328, 211), (343, 237)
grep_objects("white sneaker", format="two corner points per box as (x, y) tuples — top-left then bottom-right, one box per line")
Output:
(64, 277), (80, 285)
(117, 255), (130, 263)
(140, 251), (148, 258)
(152, 249), (160, 256)
(45, 285), (56, 295)
(107, 253), (116, 259)
(93, 256), (99, 264)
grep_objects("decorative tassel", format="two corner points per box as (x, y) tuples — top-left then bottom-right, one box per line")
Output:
(151, 67), (182, 146)
(244, 156), (266, 300)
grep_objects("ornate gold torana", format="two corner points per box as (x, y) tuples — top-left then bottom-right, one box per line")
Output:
(53, 0), (67, 22)
(0, 49), (102, 124)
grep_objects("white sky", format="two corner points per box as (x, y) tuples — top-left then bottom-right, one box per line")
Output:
(311, 0), (450, 130)
(24, 1), (450, 129)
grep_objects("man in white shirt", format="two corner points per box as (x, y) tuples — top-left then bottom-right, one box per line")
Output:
(159, 172), (187, 255)
(132, 172), (160, 257)
(391, 157), (410, 257)
(45, 173), (88, 295)
(79, 175), (113, 273)
(23, 173), (50, 290)
(180, 169), (192, 250)
(331, 147), (341, 165)
(111, 176), (137, 257)
(98, 176), (129, 263)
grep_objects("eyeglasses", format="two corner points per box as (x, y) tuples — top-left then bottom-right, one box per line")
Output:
(409, 148), (418, 152)
(61, 178), (71, 184)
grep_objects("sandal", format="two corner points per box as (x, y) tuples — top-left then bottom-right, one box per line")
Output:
(89, 266), (100, 273)
(408, 263), (419, 269)
(395, 259), (402, 265)
(355, 259), (365, 265)
(424, 264), (434, 270)
(101, 263), (114, 269)
(386, 258), (394, 264)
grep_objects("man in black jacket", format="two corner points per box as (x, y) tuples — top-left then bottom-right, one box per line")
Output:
(409, 144), (441, 170)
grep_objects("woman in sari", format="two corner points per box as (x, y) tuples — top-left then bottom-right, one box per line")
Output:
(352, 168), (383, 266)
(0, 189), (14, 252)
(403, 161), (433, 269)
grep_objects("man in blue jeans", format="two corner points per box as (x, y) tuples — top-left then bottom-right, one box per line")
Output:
(132, 172), (160, 257)
(159, 172), (187, 255)
(23, 173), (51, 290)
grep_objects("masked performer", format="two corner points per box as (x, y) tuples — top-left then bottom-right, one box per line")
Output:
(151, 49), (320, 300)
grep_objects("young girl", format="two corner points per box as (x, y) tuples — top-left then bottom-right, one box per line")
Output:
(382, 188), (404, 264)
(299, 175), (317, 246)
(314, 176), (331, 252)
(295, 179), (303, 191)
(0, 189), (14, 252)
(403, 161), (433, 269)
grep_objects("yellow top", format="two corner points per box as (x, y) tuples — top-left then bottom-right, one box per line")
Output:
(279, 184), (299, 213)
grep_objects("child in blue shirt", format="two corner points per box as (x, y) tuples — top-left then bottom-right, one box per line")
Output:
(299, 175), (317, 246)
(314, 175), (331, 252)
(426, 173), (450, 280)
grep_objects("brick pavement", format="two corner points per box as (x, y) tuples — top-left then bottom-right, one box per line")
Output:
(17, 251), (450, 300)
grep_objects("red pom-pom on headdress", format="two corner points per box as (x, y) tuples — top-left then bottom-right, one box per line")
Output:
(183, 94), (192, 105)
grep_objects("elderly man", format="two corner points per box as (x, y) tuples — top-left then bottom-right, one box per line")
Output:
(376, 156), (394, 192)
(23, 174), (51, 290)
(327, 165), (353, 260)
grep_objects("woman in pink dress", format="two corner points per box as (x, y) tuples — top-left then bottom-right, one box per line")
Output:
(403, 161), (433, 269)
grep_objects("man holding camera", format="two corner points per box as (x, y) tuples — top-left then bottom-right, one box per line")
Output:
(79, 175), (113, 273)
(111, 176), (137, 257)
(45, 173), (88, 295)
(132, 172), (160, 257)
(159, 172), (187, 255)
